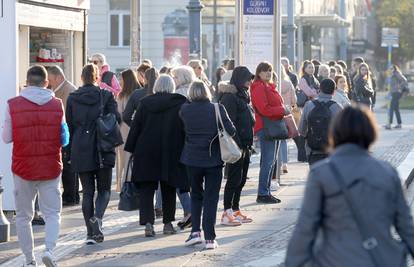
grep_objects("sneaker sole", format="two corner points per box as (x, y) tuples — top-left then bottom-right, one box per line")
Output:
(185, 237), (203, 246)
(220, 221), (242, 226)
(86, 239), (97, 245)
(42, 256), (57, 267)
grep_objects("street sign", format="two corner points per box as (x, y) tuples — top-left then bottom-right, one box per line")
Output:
(242, 0), (274, 72)
(381, 27), (399, 48)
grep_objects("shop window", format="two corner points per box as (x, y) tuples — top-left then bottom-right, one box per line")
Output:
(109, 0), (130, 47)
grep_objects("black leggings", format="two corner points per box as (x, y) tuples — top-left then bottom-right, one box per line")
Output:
(79, 168), (112, 236)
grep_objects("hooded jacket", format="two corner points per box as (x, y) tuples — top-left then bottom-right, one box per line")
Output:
(99, 64), (121, 96)
(66, 85), (120, 172)
(124, 93), (188, 190)
(2, 86), (67, 180)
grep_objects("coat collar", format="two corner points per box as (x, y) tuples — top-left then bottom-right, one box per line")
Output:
(218, 82), (237, 94)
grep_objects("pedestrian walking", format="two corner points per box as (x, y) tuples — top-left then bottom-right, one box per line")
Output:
(353, 63), (375, 109)
(2, 65), (69, 267)
(285, 105), (414, 267)
(218, 66), (255, 226)
(124, 75), (188, 237)
(122, 67), (158, 126)
(251, 62), (290, 204)
(279, 66), (297, 174)
(66, 64), (121, 244)
(180, 81), (236, 249)
(299, 79), (343, 165)
(115, 69), (141, 192)
(385, 65), (408, 130)
(90, 53), (121, 96)
(333, 75), (351, 107)
(47, 65), (79, 206)
(298, 60), (319, 104)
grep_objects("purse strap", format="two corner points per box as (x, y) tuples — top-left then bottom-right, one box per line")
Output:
(97, 89), (104, 168)
(328, 162), (383, 267)
(99, 89), (104, 117)
(213, 103), (225, 131)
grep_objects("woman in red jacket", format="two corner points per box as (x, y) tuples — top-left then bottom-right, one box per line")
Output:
(251, 62), (290, 204)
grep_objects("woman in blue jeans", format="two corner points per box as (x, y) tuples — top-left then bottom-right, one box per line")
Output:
(251, 62), (290, 203)
(180, 81), (236, 249)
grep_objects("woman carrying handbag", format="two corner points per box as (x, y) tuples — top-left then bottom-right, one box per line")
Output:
(251, 62), (291, 204)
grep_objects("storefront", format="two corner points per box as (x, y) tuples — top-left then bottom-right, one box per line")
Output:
(0, 0), (89, 210)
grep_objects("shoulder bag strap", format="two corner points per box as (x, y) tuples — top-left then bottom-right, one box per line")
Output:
(99, 89), (104, 117)
(329, 162), (383, 267)
(97, 89), (104, 168)
(209, 103), (221, 157)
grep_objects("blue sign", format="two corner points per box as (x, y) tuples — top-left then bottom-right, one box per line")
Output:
(243, 0), (274, 15)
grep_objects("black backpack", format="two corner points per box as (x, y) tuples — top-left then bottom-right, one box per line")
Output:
(307, 100), (335, 151)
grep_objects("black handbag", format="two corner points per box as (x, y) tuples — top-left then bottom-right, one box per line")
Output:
(118, 156), (140, 211)
(96, 90), (123, 153)
(296, 88), (308, 108)
(262, 117), (289, 140)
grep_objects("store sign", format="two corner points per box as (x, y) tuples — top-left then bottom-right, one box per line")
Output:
(242, 0), (274, 72)
(381, 27), (399, 48)
(17, 2), (85, 32)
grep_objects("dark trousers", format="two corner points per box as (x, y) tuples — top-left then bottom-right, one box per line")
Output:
(62, 147), (79, 203)
(293, 136), (307, 162)
(308, 153), (328, 165)
(79, 168), (112, 236)
(389, 92), (402, 125)
(223, 148), (250, 211)
(138, 181), (176, 225)
(187, 166), (223, 241)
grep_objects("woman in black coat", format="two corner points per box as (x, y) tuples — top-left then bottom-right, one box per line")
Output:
(124, 74), (188, 237)
(218, 66), (255, 226)
(180, 81), (236, 249)
(66, 64), (120, 244)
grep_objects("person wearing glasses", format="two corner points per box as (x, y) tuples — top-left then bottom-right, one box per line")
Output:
(90, 53), (121, 96)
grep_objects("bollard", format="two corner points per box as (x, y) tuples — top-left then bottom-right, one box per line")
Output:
(0, 174), (10, 243)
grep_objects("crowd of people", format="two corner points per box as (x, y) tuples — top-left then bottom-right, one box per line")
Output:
(2, 52), (413, 267)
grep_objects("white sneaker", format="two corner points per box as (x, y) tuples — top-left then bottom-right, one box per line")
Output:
(270, 182), (280, 192)
(205, 240), (219, 250)
(185, 232), (203, 246)
(41, 250), (58, 267)
(220, 209), (242, 226)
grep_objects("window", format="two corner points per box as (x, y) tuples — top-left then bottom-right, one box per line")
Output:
(109, 0), (130, 47)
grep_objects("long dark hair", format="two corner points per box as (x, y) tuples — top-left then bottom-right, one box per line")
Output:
(119, 69), (140, 99)
(144, 67), (159, 95)
(300, 60), (313, 78)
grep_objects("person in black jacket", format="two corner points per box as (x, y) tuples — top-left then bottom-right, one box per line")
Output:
(124, 74), (188, 237)
(180, 81), (236, 249)
(218, 66), (255, 226)
(66, 64), (121, 244)
(122, 67), (159, 126)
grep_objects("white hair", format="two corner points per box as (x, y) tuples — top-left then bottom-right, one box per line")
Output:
(153, 74), (176, 94)
(91, 53), (107, 65)
(189, 80), (212, 102)
(318, 64), (330, 77)
(171, 66), (196, 87)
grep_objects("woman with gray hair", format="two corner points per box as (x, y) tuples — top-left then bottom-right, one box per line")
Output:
(90, 53), (121, 96)
(180, 80), (236, 249)
(171, 65), (197, 97)
(124, 74), (188, 237)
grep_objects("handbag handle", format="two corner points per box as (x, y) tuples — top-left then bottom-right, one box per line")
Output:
(213, 103), (225, 132)
(329, 162), (383, 267)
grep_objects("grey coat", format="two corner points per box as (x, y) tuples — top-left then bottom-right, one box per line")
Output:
(285, 144), (414, 267)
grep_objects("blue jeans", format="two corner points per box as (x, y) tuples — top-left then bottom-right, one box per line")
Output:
(177, 189), (191, 215)
(257, 130), (280, 196)
(279, 139), (288, 164)
(389, 92), (402, 125)
(187, 166), (223, 240)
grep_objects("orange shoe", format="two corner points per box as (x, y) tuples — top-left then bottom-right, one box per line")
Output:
(233, 210), (253, 223)
(221, 210), (242, 226)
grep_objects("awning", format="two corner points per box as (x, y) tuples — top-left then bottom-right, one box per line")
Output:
(282, 14), (351, 28)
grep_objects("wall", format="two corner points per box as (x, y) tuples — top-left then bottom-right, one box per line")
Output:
(0, 1), (18, 210)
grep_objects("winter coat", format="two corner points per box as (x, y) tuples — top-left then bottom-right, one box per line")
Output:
(250, 80), (285, 134)
(66, 85), (120, 173)
(286, 144), (414, 267)
(122, 87), (146, 126)
(218, 82), (255, 148)
(99, 64), (121, 96)
(333, 89), (351, 107)
(53, 80), (76, 110)
(180, 100), (236, 168)
(391, 71), (408, 94)
(299, 74), (319, 98)
(124, 93), (188, 190)
(353, 75), (374, 107)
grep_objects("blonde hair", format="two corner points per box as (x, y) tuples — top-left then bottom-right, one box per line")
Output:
(153, 74), (176, 94)
(187, 60), (203, 71)
(188, 80), (212, 102)
(171, 66), (196, 87)
(91, 53), (106, 65)
(318, 64), (330, 77)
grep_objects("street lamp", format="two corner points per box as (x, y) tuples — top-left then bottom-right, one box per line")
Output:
(187, 0), (204, 59)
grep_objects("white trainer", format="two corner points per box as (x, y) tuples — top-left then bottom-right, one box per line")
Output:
(41, 250), (58, 267)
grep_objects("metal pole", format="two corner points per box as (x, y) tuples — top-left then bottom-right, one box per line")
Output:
(287, 0), (296, 66)
(0, 175), (10, 243)
(212, 0), (218, 73)
(130, 0), (141, 68)
(187, 0), (204, 59)
(235, 0), (242, 66)
(273, 0), (281, 90)
(339, 0), (347, 60)
(387, 45), (393, 90)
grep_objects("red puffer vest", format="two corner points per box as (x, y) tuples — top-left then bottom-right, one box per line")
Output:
(8, 96), (63, 180)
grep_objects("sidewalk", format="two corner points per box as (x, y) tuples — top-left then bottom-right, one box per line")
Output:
(1, 105), (414, 267)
